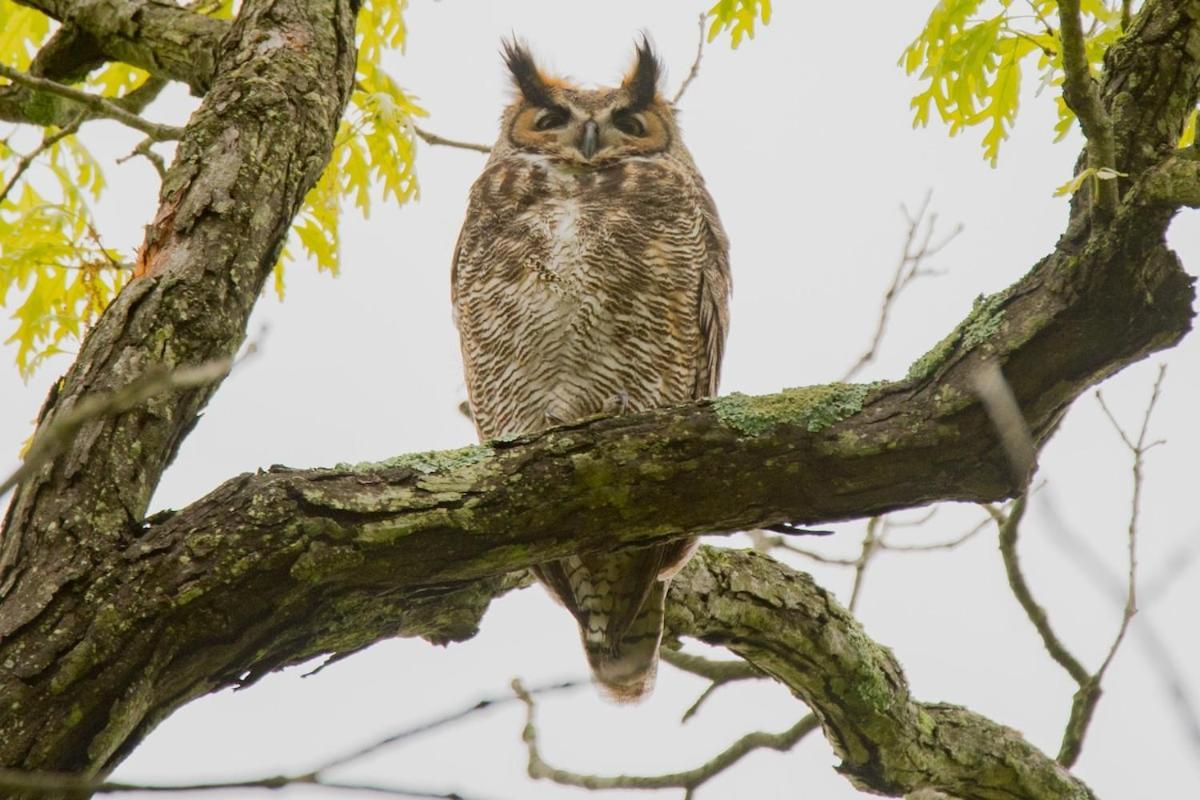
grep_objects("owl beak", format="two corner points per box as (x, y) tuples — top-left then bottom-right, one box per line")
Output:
(580, 120), (600, 159)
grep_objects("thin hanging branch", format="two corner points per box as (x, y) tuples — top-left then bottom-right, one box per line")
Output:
(513, 679), (817, 795)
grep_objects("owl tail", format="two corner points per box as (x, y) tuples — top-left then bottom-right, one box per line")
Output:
(584, 579), (669, 702)
(534, 540), (697, 702)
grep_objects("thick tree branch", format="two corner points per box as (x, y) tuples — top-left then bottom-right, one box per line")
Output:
(13, 0), (226, 92)
(665, 549), (1096, 800)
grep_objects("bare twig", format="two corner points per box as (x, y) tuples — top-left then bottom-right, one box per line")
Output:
(969, 361), (1037, 484)
(879, 514), (993, 553)
(1057, 0), (1119, 221)
(672, 13), (708, 105)
(847, 516), (882, 612)
(842, 193), (963, 381)
(745, 530), (859, 564)
(995, 367), (1167, 767)
(1040, 488), (1200, 762)
(0, 769), (494, 798)
(117, 137), (168, 178)
(0, 353), (249, 499)
(997, 496), (1092, 685)
(1054, 365), (1169, 766)
(315, 679), (583, 773)
(513, 679), (817, 793)
(0, 64), (183, 141)
(0, 681), (584, 797)
(0, 112), (85, 205)
(661, 649), (764, 722)
(660, 649), (760, 683)
(412, 123), (491, 154)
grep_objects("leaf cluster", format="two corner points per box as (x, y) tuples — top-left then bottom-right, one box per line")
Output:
(706, 0), (772, 48)
(0, 0), (425, 371)
(901, 0), (1123, 165)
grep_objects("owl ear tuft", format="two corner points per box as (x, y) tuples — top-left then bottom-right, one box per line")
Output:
(624, 36), (663, 111)
(502, 38), (557, 109)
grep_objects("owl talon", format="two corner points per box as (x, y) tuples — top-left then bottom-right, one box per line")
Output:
(606, 392), (632, 416)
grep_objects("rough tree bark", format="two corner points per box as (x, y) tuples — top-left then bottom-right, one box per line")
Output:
(0, 1), (1197, 798)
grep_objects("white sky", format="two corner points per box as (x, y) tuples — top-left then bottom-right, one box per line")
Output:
(1, 1), (1198, 798)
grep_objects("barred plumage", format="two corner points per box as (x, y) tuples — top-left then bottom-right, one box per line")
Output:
(452, 39), (730, 700)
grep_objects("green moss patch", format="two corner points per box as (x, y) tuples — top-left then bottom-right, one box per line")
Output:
(713, 383), (874, 437)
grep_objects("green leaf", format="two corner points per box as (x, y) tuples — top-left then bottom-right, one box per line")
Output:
(706, 0), (772, 48)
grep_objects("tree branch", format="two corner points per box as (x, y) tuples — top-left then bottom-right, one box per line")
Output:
(998, 497), (1093, 685)
(13, 0), (226, 93)
(841, 193), (962, 381)
(514, 678), (818, 795)
(672, 13), (708, 106)
(1058, 0), (1119, 221)
(412, 123), (492, 154)
(0, 64), (183, 140)
(665, 548), (1097, 800)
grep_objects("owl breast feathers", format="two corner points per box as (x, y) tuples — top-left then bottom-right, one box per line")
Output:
(452, 38), (731, 700)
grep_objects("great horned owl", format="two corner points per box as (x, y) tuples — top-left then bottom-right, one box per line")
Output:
(452, 39), (731, 700)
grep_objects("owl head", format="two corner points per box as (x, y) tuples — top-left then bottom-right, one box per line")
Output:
(494, 38), (683, 166)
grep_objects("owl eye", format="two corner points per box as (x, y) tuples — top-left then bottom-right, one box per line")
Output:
(612, 110), (646, 137)
(534, 108), (570, 131)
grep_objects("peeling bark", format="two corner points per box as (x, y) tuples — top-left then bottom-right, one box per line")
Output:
(0, 0), (1197, 797)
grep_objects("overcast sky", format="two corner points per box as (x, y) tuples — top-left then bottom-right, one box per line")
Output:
(2, 1), (1198, 798)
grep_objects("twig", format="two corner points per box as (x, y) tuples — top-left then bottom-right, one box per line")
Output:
(0, 112), (85, 205)
(661, 649), (764, 722)
(1040, 486), (1200, 763)
(0, 64), (183, 141)
(116, 137), (168, 178)
(745, 530), (859, 564)
(842, 193), (963, 381)
(1057, 0), (1119, 221)
(0, 769), (496, 798)
(0, 354), (247, 499)
(1056, 365), (1168, 765)
(314, 679), (583, 773)
(513, 679), (817, 793)
(996, 367), (1166, 767)
(412, 123), (491, 154)
(0, 682), (584, 797)
(969, 361), (1037, 485)
(879, 514), (993, 553)
(847, 516), (882, 612)
(997, 496), (1092, 685)
(672, 13), (708, 105)
(660, 649), (760, 683)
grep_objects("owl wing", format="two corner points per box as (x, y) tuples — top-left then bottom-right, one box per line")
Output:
(693, 181), (732, 400)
